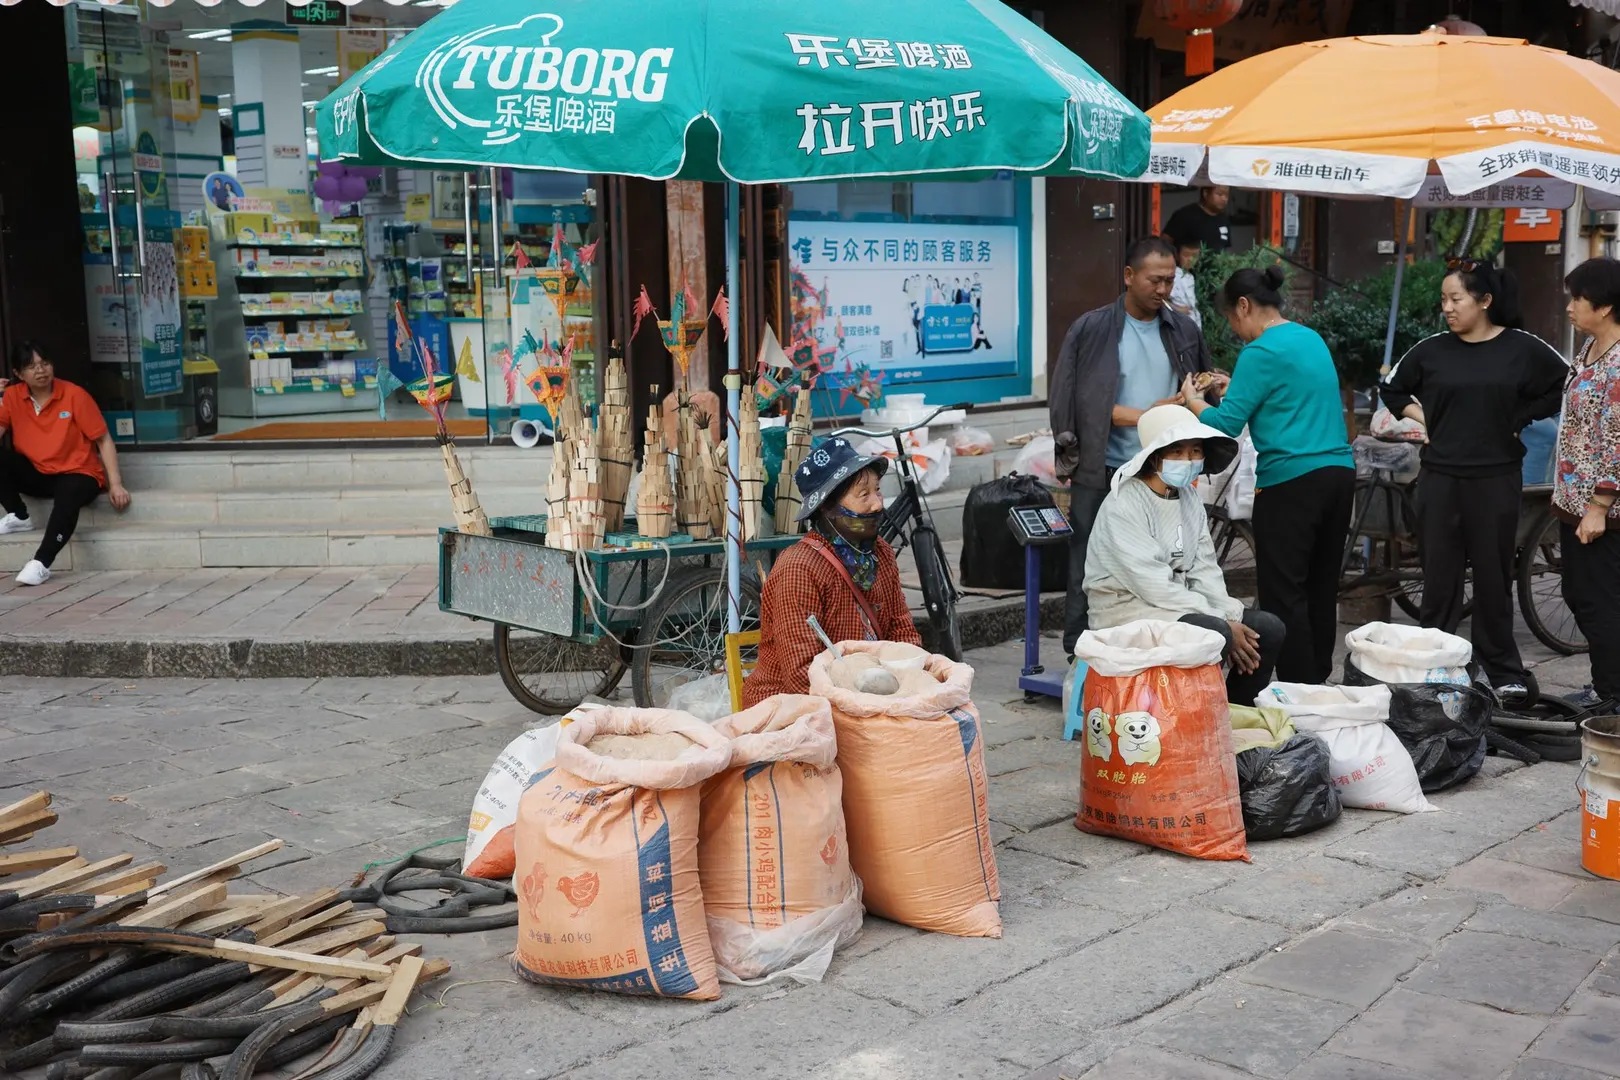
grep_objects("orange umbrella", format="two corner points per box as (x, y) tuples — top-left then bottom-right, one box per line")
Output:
(1146, 33), (1620, 200)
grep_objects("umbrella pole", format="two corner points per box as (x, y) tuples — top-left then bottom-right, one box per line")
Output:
(725, 181), (743, 636)
(1380, 200), (1412, 374)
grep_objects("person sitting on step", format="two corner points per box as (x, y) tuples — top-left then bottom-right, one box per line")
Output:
(0, 342), (131, 586)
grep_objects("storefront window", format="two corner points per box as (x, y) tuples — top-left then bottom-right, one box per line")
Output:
(785, 178), (1030, 408)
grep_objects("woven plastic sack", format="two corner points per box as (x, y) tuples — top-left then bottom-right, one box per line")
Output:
(700, 695), (862, 984)
(464, 719), (571, 880)
(1259, 683), (1435, 814)
(512, 707), (732, 999)
(808, 642), (1001, 938)
(1236, 733), (1342, 840)
(1074, 621), (1248, 861)
(1344, 622), (1471, 686)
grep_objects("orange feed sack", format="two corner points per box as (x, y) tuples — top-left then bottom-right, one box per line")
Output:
(1076, 659), (1248, 862)
(512, 708), (732, 1000)
(700, 695), (861, 980)
(809, 643), (1001, 938)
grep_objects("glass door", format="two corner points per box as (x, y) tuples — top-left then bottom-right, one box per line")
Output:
(475, 167), (518, 444)
(79, 6), (186, 444)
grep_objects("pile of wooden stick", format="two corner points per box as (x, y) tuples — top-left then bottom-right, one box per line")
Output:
(0, 792), (450, 1079)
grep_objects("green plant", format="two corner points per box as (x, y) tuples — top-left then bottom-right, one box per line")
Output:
(1192, 245), (1290, 371)
(1431, 208), (1503, 261)
(1303, 259), (1449, 391)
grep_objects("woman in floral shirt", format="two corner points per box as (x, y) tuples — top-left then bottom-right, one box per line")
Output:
(1556, 258), (1620, 712)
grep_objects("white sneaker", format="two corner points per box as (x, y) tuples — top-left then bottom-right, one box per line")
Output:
(0, 513), (33, 534)
(15, 560), (50, 586)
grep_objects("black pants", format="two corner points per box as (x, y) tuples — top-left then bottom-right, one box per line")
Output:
(1416, 470), (1527, 686)
(1562, 521), (1620, 702)
(1063, 470), (1115, 656)
(0, 448), (101, 568)
(1179, 608), (1288, 707)
(1252, 466), (1355, 684)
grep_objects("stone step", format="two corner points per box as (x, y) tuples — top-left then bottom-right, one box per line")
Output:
(0, 521), (441, 572)
(115, 444), (556, 492)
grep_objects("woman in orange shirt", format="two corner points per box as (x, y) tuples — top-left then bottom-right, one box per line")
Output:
(741, 437), (922, 707)
(0, 342), (131, 585)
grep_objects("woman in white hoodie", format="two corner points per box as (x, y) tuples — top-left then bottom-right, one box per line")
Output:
(1084, 404), (1286, 705)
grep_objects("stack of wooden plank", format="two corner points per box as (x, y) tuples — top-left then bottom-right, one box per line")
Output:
(737, 390), (765, 541)
(636, 391), (674, 539)
(775, 387), (814, 533)
(675, 390), (714, 540)
(0, 792), (451, 1078)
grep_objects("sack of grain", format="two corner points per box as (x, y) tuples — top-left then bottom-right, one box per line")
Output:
(808, 642), (1001, 938)
(512, 707), (732, 1000)
(463, 720), (571, 880)
(1074, 620), (1249, 862)
(700, 694), (862, 984)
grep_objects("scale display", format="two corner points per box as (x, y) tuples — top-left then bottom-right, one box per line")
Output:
(1009, 505), (1072, 544)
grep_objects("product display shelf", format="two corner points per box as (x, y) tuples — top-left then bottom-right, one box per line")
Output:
(210, 219), (380, 419)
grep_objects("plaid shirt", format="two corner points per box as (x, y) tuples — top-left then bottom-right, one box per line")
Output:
(741, 532), (922, 707)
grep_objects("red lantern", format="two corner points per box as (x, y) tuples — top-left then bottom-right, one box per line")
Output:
(1156, 0), (1245, 77)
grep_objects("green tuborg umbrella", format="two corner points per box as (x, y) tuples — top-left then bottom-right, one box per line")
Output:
(314, 0), (1151, 182)
(316, 0), (1150, 641)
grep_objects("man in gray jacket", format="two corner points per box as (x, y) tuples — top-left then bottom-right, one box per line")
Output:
(1050, 236), (1214, 655)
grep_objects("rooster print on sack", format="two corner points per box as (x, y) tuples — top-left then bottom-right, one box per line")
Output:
(820, 835), (839, 866)
(557, 871), (601, 918)
(521, 862), (546, 924)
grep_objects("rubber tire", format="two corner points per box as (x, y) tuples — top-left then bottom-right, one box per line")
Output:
(493, 623), (628, 715)
(1517, 512), (1588, 657)
(912, 524), (963, 661)
(630, 566), (762, 708)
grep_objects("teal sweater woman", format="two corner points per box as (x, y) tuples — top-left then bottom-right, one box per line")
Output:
(1182, 266), (1353, 684)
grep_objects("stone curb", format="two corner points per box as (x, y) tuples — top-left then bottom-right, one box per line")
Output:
(0, 595), (1068, 679)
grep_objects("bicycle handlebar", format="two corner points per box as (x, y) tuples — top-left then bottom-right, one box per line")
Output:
(827, 402), (972, 440)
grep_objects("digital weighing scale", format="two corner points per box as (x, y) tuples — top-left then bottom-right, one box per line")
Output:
(1008, 504), (1073, 702)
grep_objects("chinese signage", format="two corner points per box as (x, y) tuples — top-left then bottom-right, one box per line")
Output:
(788, 220), (1020, 387)
(168, 51), (200, 124)
(1504, 208), (1563, 243)
(1412, 176), (1576, 209)
(286, 1), (348, 28)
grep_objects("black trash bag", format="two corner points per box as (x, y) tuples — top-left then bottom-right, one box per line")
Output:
(1342, 656), (1491, 792)
(959, 473), (1068, 591)
(1235, 732), (1342, 840)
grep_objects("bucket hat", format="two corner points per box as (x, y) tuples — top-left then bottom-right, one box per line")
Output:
(793, 436), (889, 521)
(1111, 404), (1238, 493)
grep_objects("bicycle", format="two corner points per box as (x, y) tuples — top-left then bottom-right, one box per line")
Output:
(829, 402), (968, 661)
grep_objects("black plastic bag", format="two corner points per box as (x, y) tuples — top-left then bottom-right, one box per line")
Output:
(1343, 657), (1491, 792)
(1235, 732), (1342, 840)
(959, 473), (1068, 591)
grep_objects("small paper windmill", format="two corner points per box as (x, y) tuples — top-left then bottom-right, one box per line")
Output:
(837, 357), (885, 410)
(631, 278), (710, 384)
(497, 346), (521, 407)
(531, 212), (581, 332)
(525, 330), (572, 414)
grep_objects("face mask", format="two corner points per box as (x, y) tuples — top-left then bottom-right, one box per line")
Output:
(1158, 459), (1204, 489)
(831, 503), (882, 541)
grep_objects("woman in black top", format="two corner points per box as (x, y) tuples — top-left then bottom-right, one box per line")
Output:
(1380, 261), (1566, 697)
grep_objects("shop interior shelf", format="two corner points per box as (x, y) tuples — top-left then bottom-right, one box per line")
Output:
(254, 343), (369, 354)
(229, 241), (365, 250)
(253, 378), (379, 395)
(236, 272), (365, 279)
(241, 308), (364, 318)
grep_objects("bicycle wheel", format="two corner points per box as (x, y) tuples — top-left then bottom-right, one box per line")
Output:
(1391, 486), (1476, 620)
(1208, 511), (1258, 604)
(911, 524), (963, 661)
(631, 566), (762, 708)
(1518, 512), (1587, 656)
(493, 625), (628, 715)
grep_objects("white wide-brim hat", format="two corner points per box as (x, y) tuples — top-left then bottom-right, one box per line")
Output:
(1111, 404), (1239, 493)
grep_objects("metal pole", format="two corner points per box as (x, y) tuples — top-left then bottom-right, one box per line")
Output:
(1380, 200), (1410, 375)
(724, 181), (743, 636)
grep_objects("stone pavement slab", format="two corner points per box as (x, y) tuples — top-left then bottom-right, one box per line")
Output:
(5, 640), (1618, 1080)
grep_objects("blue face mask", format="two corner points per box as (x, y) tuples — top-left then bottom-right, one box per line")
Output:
(1158, 458), (1205, 489)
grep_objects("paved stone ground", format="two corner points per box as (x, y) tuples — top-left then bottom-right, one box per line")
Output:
(4, 631), (1616, 1080)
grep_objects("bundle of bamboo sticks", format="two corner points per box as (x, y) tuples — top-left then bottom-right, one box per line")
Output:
(775, 388), (814, 533)
(737, 391), (765, 541)
(636, 392), (674, 539)
(597, 355), (634, 533)
(675, 391), (713, 541)
(0, 792), (451, 1078)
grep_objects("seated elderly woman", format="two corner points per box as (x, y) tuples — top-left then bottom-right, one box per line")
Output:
(1084, 404), (1286, 705)
(742, 437), (923, 707)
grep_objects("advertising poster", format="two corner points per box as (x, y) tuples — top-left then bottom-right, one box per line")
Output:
(788, 220), (1019, 387)
(84, 262), (132, 366)
(139, 234), (183, 397)
(338, 26), (387, 81)
(168, 50), (200, 124)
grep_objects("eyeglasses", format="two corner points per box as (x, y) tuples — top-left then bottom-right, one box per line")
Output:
(1446, 257), (1485, 273)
